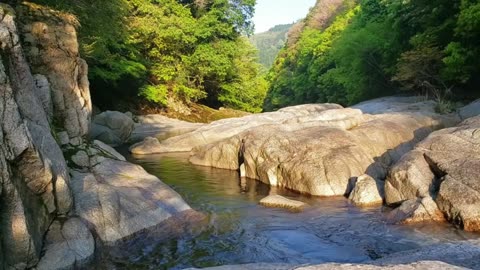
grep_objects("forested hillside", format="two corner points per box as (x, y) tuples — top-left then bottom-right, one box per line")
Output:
(249, 23), (293, 70)
(264, 0), (480, 111)
(29, 0), (267, 113)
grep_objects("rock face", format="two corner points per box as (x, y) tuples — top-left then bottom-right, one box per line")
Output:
(0, 3), (199, 269)
(0, 4), (77, 268)
(90, 111), (135, 146)
(130, 114), (205, 143)
(385, 116), (480, 231)
(188, 98), (455, 196)
(18, 2), (92, 145)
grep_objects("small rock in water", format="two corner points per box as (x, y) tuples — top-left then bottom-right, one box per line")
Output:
(259, 195), (307, 212)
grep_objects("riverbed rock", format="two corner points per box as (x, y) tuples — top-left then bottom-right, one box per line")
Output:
(458, 99), (480, 120)
(90, 110), (135, 146)
(130, 103), (343, 154)
(189, 240), (480, 270)
(190, 98), (454, 196)
(130, 114), (205, 143)
(70, 158), (195, 245)
(259, 195), (307, 212)
(387, 197), (445, 224)
(348, 175), (384, 207)
(36, 218), (95, 270)
(385, 116), (480, 231)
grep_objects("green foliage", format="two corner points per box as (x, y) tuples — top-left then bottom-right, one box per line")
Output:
(265, 0), (480, 111)
(31, 0), (265, 112)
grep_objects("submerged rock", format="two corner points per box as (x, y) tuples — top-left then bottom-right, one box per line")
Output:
(259, 195), (307, 212)
(385, 116), (480, 231)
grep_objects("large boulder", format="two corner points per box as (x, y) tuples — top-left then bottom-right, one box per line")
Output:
(130, 103), (343, 154)
(189, 101), (454, 196)
(70, 156), (199, 245)
(385, 116), (480, 231)
(130, 114), (205, 143)
(348, 175), (384, 207)
(90, 111), (135, 146)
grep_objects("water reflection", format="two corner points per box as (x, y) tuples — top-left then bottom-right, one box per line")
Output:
(111, 151), (479, 270)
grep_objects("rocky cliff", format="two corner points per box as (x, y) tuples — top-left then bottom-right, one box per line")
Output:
(0, 3), (199, 269)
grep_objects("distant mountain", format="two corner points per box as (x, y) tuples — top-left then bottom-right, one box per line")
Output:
(250, 23), (293, 70)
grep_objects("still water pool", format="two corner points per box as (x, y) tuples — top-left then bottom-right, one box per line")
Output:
(109, 152), (477, 269)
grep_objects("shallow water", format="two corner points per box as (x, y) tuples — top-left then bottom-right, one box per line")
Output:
(112, 152), (478, 269)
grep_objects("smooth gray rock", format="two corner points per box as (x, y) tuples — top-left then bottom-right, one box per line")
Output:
(93, 140), (126, 161)
(458, 99), (480, 120)
(90, 111), (135, 146)
(190, 101), (454, 196)
(130, 103), (343, 154)
(259, 195), (307, 211)
(130, 114), (204, 143)
(70, 158), (193, 245)
(349, 175), (384, 207)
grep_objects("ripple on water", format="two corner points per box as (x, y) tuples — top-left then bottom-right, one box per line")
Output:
(106, 151), (479, 270)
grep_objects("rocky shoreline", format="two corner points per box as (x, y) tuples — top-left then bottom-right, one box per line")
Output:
(1, 2), (480, 270)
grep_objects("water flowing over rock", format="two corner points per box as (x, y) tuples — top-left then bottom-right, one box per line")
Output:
(189, 98), (456, 196)
(385, 116), (480, 231)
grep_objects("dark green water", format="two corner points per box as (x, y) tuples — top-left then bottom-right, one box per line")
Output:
(113, 152), (477, 269)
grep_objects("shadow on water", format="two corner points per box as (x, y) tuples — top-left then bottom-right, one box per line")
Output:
(109, 150), (478, 270)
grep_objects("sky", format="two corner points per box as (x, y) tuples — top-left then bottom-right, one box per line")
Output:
(252, 0), (316, 33)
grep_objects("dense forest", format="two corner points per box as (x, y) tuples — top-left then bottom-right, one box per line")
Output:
(264, 0), (480, 111)
(16, 0), (480, 114)
(27, 0), (268, 113)
(249, 23), (293, 70)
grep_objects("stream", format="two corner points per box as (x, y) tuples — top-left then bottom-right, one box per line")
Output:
(109, 152), (478, 269)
